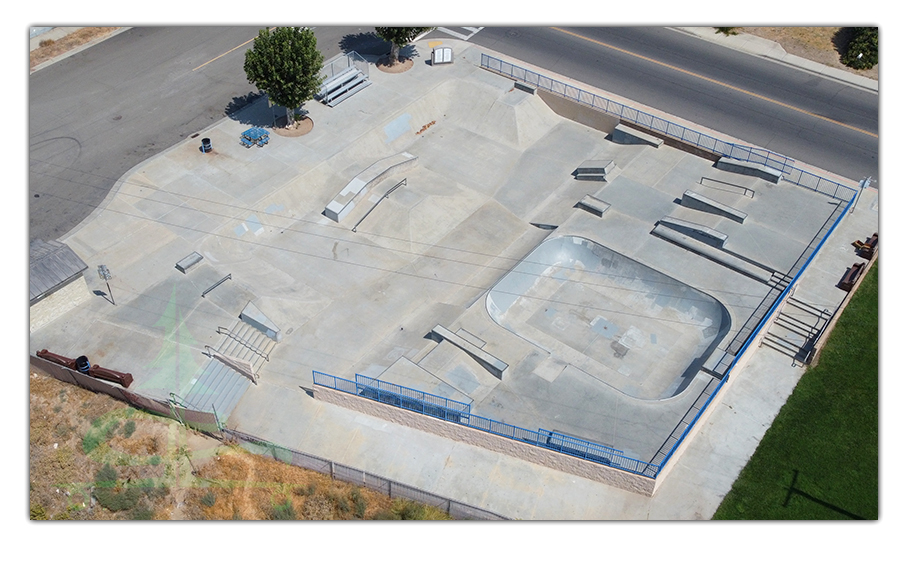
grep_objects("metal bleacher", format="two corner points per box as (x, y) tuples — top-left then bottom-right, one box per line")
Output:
(318, 63), (371, 107)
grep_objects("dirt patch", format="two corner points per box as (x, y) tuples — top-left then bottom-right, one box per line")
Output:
(29, 366), (453, 520)
(741, 27), (877, 81)
(376, 56), (415, 74)
(30, 27), (120, 71)
(272, 115), (314, 137)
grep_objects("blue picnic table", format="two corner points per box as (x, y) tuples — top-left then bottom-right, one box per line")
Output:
(240, 127), (270, 148)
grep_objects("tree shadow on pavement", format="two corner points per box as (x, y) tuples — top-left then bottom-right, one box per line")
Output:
(339, 32), (391, 56)
(225, 92), (277, 127)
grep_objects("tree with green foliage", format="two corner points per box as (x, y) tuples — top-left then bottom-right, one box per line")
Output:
(841, 27), (878, 70)
(244, 26), (324, 128)
(374, 27), (434, 65)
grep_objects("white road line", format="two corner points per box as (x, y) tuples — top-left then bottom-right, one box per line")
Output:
(435, 26), (484, 40)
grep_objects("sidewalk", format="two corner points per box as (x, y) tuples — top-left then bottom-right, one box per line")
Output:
(675, 27), (878, 93)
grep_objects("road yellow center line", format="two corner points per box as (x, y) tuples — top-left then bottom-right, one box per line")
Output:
(192, 28), (275, 72)
(550, 27), (877, 139)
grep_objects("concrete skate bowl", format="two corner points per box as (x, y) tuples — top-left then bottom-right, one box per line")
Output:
(486, 236), (731, 400)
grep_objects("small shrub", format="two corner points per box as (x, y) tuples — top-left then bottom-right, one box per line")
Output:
(841, 27), (878, 69)
(371, 508), (399, 520)
(95, 486), (141, 512)
(122, 420), (136, 438)
(391, 499), (427, 520)
(39, 39), (55, 48)
(148, 455), (161, 466)
(714, 27), (740, 36)
(82, 431), (103, 454)
(93, 463), (141, 512)
(130, 504), (154, 520)
(30, 503), (48, 520)
(201, 491), (216, 508)
(105, 420), (120, 440)
(95, 464), (118, 487)
(138, 481), (169, 501)
(270, 498), (297, 520)
(334, 494), (351, 516)
(350, 488), (367, 518)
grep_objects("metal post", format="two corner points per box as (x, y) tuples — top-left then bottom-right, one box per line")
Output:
(97, 265), (114, 305)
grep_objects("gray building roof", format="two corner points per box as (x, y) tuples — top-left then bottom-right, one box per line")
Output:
(30, 239), (88, 305)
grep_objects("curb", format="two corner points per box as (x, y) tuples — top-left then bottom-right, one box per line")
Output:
(30, 27), (132, 74)
(672, 27), (878, 94)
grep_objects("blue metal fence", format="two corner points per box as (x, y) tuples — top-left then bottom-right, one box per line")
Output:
(313, 371), (656, 478)
(311, 56), (861, 482)
(479, 53), (858, 202)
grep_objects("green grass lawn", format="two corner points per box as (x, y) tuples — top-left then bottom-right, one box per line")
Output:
(713, 260), (878, 520)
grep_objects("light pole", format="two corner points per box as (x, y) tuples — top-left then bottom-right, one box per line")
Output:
(98, 265), (115, 306)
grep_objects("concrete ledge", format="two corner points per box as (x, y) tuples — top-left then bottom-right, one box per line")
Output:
(514, 82), (535, 94)
(715, 157), (782, 184)
(312, 385), (657, 496)
(575, 160), (618, 182)
(324, 152), (418, 222)
(682, 189), (748, 223)
(612, 124), (664, 147)
(659, 216), (729, 248)
(576, 195), (611, 218)
(175, 251), (204, 274)
(651, 224), (771, 283)
(431, 324), (508, 379)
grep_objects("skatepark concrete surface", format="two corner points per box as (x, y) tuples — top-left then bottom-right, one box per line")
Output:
(29, 37), (879, 519)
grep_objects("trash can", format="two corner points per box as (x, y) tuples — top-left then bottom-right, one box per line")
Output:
(75, 355), (91, 374)
(201, 138), (212, 153)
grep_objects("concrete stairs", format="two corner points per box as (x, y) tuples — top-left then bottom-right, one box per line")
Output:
(762, 296), (832, 364)
(180, 320), (277, 420)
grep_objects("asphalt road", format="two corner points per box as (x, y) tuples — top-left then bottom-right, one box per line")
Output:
(28, 26), (389, 242)
(450, 26), (878, 185)
(30, 26), (878, 242)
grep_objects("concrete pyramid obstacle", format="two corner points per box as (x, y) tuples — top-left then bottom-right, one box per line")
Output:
(240, 300), (282, 342)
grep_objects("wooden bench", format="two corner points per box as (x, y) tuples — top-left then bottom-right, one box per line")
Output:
(853, 232), (878, 260)
(838, 262), (865, 292)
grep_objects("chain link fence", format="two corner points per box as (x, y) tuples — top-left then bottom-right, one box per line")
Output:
(30, 353), (506, 520)
(221, 427), (508, 520)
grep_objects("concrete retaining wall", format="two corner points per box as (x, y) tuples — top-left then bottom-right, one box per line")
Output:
(536, 91), (619, 133)
(312, 386), (658, 496)
(29, 275), (92, 333)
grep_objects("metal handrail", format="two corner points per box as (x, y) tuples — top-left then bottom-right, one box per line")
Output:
(352, 178), (407, 233)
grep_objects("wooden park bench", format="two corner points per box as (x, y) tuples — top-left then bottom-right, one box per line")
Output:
(838, 262), (865, 292)
(852, 232), (878, 260)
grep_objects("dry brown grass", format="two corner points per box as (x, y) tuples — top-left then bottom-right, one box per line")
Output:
(31, 366), (447, 520)
(189, 446), (396, 520)
(30, 27), (120, 70)
(741, 27), (878, 81)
